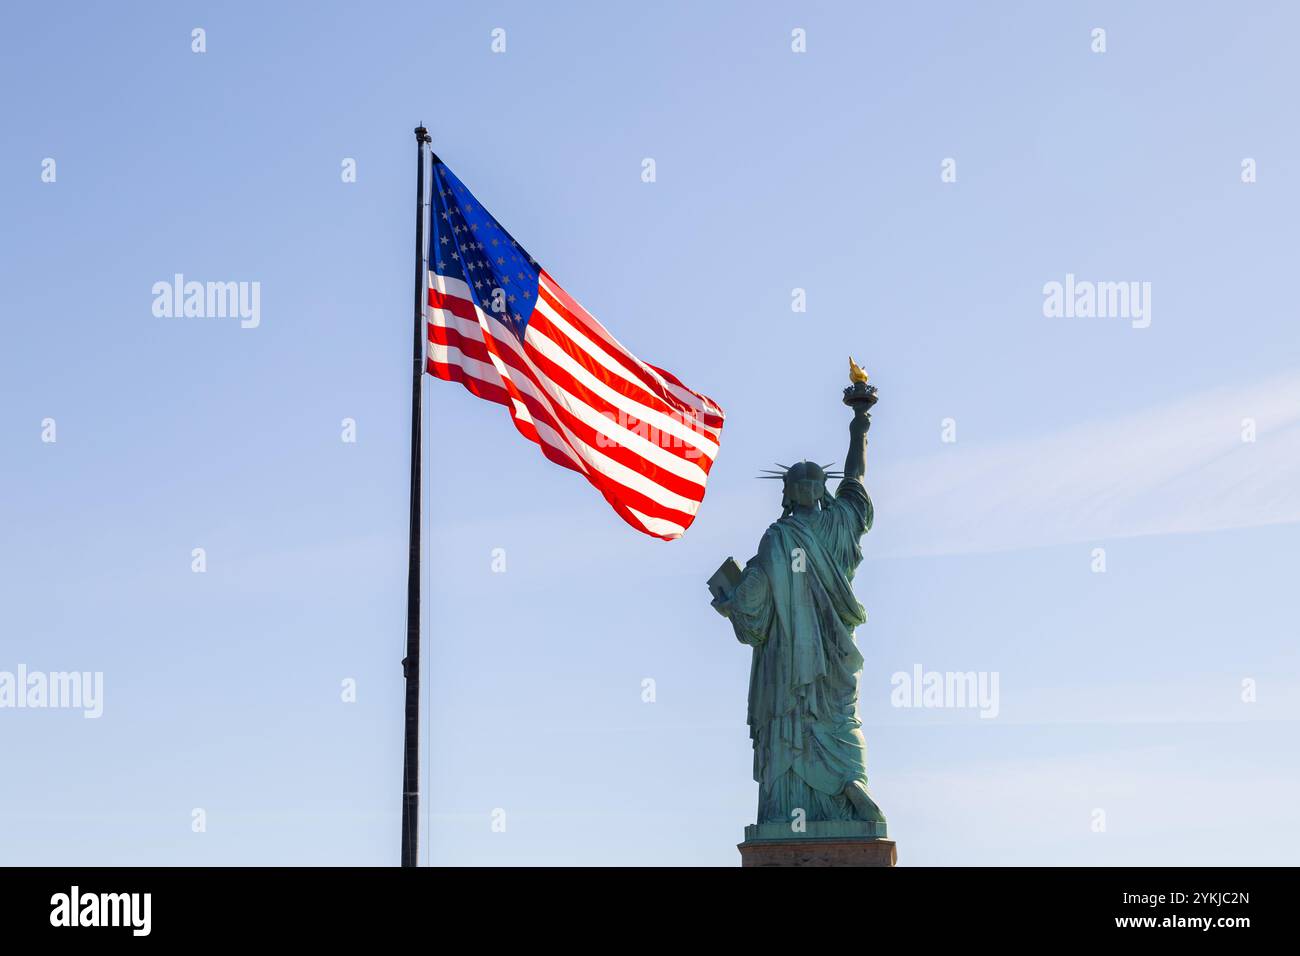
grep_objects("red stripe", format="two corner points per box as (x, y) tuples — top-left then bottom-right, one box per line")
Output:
(426, 276), (717, 538)
(435, 283), (717, 442)
(430, 317), (699, 524)
(521, 338), (715, 488)
(526, 307), (721, 465)
(430, 288), (479, 325)
(431, 304), (709, 501)
(537, 274), (725, 427)
(529, 294), (717, 430)
(431, 353), (696, 533)
(429, 316), (490, 365)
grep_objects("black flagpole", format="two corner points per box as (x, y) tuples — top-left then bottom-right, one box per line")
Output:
(401, 125), (431, 868)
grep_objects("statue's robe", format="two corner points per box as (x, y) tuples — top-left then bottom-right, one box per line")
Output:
(727, 478), (873, 823)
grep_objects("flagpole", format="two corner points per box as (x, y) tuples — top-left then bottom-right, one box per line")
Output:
(401, 125), (431, 868)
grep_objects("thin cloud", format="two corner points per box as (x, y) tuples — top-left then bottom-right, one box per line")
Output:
(869, 372), (1300, 557)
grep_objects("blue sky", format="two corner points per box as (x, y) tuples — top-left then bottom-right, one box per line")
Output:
(2, 1), (1297, 865)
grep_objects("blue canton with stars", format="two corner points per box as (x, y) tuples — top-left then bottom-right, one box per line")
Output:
(429, 158), (541, 343)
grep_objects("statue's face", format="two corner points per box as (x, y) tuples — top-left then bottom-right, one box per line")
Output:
(783, 461), (827, 510)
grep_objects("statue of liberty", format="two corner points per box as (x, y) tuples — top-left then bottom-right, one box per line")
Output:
(710, 360), (886, 831)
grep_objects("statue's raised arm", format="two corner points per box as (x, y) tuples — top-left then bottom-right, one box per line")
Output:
(842, 356), (878, 483)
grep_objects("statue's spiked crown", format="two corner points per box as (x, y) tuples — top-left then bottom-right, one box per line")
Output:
(758, 460), (843, 515)
(757, 461), (844, 482)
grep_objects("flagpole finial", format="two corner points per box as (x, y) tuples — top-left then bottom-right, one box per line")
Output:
(414, 126), (431, 144)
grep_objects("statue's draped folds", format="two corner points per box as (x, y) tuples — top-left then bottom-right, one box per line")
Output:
(726, 478), (874, 823)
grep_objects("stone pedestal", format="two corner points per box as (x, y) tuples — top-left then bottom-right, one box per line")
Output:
(738, 821), (897, 867)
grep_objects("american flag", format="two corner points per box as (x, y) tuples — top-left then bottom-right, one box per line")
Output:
(424, 158), (725, 540)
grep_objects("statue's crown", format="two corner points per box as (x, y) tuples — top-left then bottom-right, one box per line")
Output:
(757, 460), (843, 482)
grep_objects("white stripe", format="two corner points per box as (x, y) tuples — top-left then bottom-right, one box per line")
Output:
(523, 361), (708, 489)
(430, 273), (473, 298)
(530, 299), (718, 460)
(433, 281), (716, 469)
(661, 381), (724, 437)
(446, 269), (719, 439)
(429, 316), (704, 515)
(533, 292), (708, 425)
(436, 301), (714, 482)
(508, 397), (533, 425)
(626, 506), (686, 539)
(524, 325), (716, 472)
(432, 303), (708, 506)
(537, 273), (723, 425)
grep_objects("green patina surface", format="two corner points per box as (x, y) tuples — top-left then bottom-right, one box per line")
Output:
(712, 377), (887, 834)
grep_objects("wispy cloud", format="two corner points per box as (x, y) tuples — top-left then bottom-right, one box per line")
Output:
(870, 371), (1300, 556)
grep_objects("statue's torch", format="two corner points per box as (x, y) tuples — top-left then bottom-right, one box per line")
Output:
(842, 356), (879, 425)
